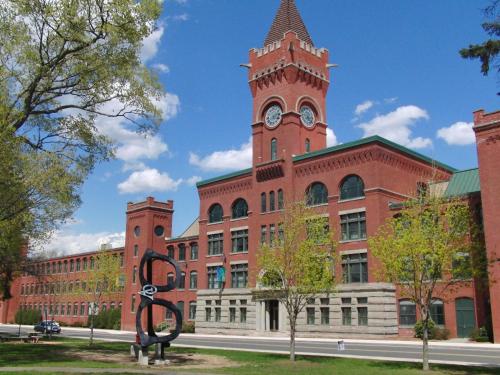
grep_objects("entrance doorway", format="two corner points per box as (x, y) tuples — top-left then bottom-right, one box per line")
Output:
(455, 298), (476, 338)
(266, 300), (279, 331)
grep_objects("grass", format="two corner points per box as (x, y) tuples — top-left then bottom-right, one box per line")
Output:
(0, 337), (499, 375)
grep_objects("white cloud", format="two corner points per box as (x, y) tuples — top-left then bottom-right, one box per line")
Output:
(41, 231), (126, 256)
(140, 25), (164, 63)
(326, 128), (339, 147)
(437, 121), (475, 146)
(172, 13), (189, 21)
(189, 138), (253, 172)
(355, 100), (374, 116)
(115, 133), (168, 162)
(152, 63), (170, 73)
(155, 92), (180, 122)
(384, 97), (398, 104)
(186, 176), (202, 186)
(357, 105), (432, 149)
(118, 168), (183, 194)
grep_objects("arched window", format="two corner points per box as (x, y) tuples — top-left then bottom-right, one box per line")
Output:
(269, 191), (276, 211)
(340, 175), (365, 200)
(399, 300), (416, 326)
(305, 138), (311, 153)
(232, 198), (248, 219)
(306, 182), (328, 206)
(271, 138), (278, 161)
(278, 189), (284, 210)
(261, 192), (267, 213)
(208, 203), (223, 223)
(178, 244), (186, 261)
(430, 299), (445, 325)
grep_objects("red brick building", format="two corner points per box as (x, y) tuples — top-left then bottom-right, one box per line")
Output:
(1, 0), (498, 342)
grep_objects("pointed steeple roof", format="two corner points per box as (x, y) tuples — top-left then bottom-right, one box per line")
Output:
(264, 0), (314, 46)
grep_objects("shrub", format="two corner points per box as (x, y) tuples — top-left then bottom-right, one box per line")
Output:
(88, 308), (121, 330)
(433, 327), (450, 340)
(182, 321), (195, 333)
(414, 319), (436, 339)
(14, 308), (41, 325)
(470, 327), (490, 342)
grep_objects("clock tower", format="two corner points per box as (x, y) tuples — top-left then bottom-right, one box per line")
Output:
(247, 0), (331, 167)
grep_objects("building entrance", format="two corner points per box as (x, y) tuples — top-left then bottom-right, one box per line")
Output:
(266, 300), (279, 331)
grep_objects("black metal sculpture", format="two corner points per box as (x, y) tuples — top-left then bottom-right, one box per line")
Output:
(135, 249), (183, 361)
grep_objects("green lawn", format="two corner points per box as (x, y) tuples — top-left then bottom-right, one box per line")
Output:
(0, 337), (498, 375)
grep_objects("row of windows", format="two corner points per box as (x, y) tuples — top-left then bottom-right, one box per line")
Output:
(20, 280), (123, 296)
(25, 253), (124, 277)
(207, 264), (248, 289)
(399, 299), (445, 326)
(205, 299), (248, 323)
(261, 190), (284, 213)
(166, 243), (199, 261)
(19, 302), (120, 317)
(207, 176), (365, 224)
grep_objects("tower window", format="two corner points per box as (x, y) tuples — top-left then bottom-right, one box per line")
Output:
(271, 138), (278, 161)
(261, 193), (267, 213)
(305, 138), (311, 153)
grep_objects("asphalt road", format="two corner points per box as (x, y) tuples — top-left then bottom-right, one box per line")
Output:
(2, 324), (500, 368)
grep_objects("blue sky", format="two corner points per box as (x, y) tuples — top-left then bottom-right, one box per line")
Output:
(44, 0), (499, 255)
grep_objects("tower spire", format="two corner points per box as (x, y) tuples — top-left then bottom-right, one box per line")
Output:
(264, 0), (314, 47)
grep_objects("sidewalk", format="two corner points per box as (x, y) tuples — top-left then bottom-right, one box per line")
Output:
(3, 323), (500, 348)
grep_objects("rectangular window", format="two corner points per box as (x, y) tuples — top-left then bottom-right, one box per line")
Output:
(340, 212), (366, 241)
(83, 258), (87, 270)
(452, 253), (472, 279)
(342, 253), (368, 283)
(342, 307), (352, 326)
(208, 233), (224, 256)
(190, 243), (198, 260)
(190, 272), (198, 289)
(321, 307), (330, 325)
(357, 297), (368, 304)
(134, 245), (139, 257)
(80, 303), (86, 316)
(306, 307), (315, 325)
(358, 307), (368, 326)
(179, 272), (186, 289)
(229, 307), (236, 323)
(399, 301), (416, 326)
(231, 263), (248, 288)
(207, 266), (221, 289)
(240, 307), (247, 323)
(131, 296), (136, 312)
(278, 223), (284, 242)
(167, 246), (174, 259)
(341, 297), (352, 305)
(260, 225), (267, 245)
(178, 245), (186, 261)
(189, 302), (197, 320)
(215, 307), (221, 322)
(231, 230), (248, 253)
(61, 304), (65, 316)
(205, 308), (211, 322)
(269, 191), (275, 211)
(73, 303), (78, 316)
(70, 260), (74, 272)
(270, 224), (276, 245)
(76, 259), (80, 271)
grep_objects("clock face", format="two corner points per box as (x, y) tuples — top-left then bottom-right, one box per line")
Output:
(265, 105), (283, 128)
(300, 106), (315, 127)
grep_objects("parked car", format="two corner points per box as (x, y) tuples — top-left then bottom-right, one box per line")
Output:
(34, 320), (61, 334)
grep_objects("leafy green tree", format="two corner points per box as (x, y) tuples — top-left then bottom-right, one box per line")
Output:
(0, 0), (164, 298)
(258, 201), (336, 361)
(460, 0), (499, 91)
(369, 196), (479, 371)
(76, 249), (124, 345)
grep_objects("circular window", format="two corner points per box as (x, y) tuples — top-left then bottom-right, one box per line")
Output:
(154, 225), (165, 237)
(265, 105), (283, 128)
(133, 226), (141, 237)
(300, 105), (315, 128)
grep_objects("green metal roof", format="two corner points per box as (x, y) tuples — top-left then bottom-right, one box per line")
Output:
(196, 168), (253, 188)
(293, 135), (457, 173)
(444, 168), (481, 197)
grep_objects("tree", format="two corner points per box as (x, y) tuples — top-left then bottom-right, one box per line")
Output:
(77, 249), (124, 345)
(368, 196), (479, 371)
(257, 201), (336, 361)
(460, 0), (499, 92)
(0, 0), (164, 298)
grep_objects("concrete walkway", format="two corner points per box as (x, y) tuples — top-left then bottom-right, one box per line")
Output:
(0, 367), (215, 375)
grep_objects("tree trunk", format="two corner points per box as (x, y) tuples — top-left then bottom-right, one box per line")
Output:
(422, 318), (430, 371)
(90, 312), (94, 346)
(289, 316), (296, 361)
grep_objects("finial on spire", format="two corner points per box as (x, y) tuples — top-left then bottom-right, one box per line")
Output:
(264, 0), (314, 47)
